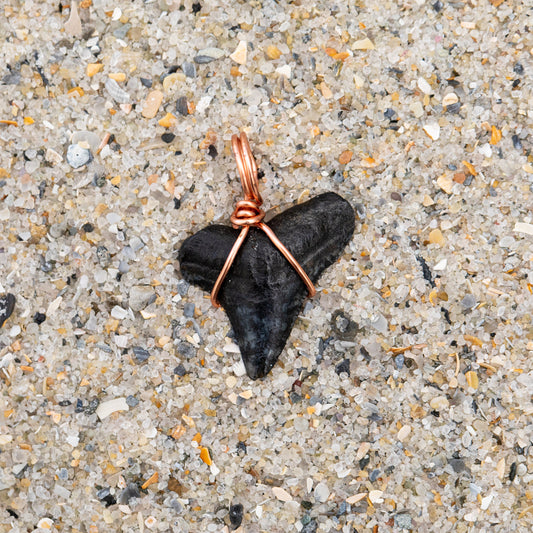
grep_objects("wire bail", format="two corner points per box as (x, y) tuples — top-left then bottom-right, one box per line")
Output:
(210, 133), (316, 308)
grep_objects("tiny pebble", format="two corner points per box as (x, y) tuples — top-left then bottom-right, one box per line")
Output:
(397, 425), (411, 442)
(417, 77), (432, 95)
(66, 144), (92, 168)
(272, 486), (293, 502)
(423, 122), (440, 140)
(430, 396), (449, 410)
(105, 78), (131, 104)
(126, 395), (139, 407)
(229, 503), (244, 529)
(132, 346), (150, 363)
(182, 61), (196, 78)
(176, 96), (189, 116)
(394, 513), (412, 530)
(142, 90), (164, 119)
(162, 132), (175, 143)
(429, 228), (445, 246)
(314, 482), (330, 503)
(183, 303), (195, 317)
(230, 40), (247, 65)
(368, 490), (384, 503)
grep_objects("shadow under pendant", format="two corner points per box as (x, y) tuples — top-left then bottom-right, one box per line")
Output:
(178, 133), (355, 379)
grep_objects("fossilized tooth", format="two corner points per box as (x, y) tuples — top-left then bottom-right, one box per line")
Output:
(178, 192), (355, 380)
(0, 293), (15, 328)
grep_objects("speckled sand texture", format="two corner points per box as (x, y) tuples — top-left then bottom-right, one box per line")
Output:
(1, 0), (533, 532)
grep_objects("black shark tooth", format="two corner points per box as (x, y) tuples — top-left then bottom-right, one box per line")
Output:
(178, 192), (355, 379)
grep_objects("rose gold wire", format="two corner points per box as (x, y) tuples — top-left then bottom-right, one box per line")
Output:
(210, 132), (316, 308)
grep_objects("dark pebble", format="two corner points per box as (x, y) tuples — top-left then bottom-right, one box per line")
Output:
(333, 170), (344, 183)
(75, 399), (84, 413)
(2, 72), (21, 85)
(301, 501), (313, 510)
(432, 0), (443, 11)
(335, 359), (351, 376)
(229, 503), (243, 529)
(509, 461), (517, 482)
(7, 509), (18, 518)
(445, 101), (461, 114)
(338, 501), (347, 515)
(97, 487), (117, 507)
(119, 483), (140, 504)
(183, 302), (195, 317)
(390, 191), (402, 201)
(181, 61), (196, 78)
(513, 62), (524, 75)
(192, 2), (201, 13)
(301, 519), (318, 533)
(162, 133), (176, 143)
(93, 174), (106, 187)
(0, 293), (16, 328)
(96, 245), (111, 268)
(126, 395), (139, 407)
(81, 222), (94, 232)
(359, 455), (370, 470)
(353, 202), (366, 220)
(236, 441), (247, 454)
(194, 55), (217, 64)
(174, 364), (187, 376)
(177, 341), (196, 359)
(448, 457), (467, 473)
(140, 77), (153, 88)
(512, 134), (522, 150)
(174, 197), (181, 210)
(207, 144), (218, 158)
(331, 310), (358, 340)
(416, 255), (435, 287)
(384, 108), (396, 119)
(58, 400), (71, 407)
(176, 95), (188, 116)
(369, 468), (380, 482)
(132, 346), (150, 363)
(85, 398), (100, 415)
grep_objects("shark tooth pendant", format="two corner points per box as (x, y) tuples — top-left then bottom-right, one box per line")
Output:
(178, 133), (355, 379)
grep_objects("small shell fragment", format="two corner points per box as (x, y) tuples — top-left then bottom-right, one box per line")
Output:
(417, 77), (432, 95)
(352, 38), (375, 50)
(272, 487), (293, 502)
(442, 92), (459, 106)
(368, 490), (384, 503)
(514, 222), (533, 236)
(397, 425), (411, 442)
(105, 78), (130, 104)
(423, 122), (440, 140)
(346, 492), (367, 505)
(96, 397), (129, 420)
(230, 41), (248, 65)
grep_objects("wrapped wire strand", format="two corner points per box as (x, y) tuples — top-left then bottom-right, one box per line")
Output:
(210, 132), (316, 308)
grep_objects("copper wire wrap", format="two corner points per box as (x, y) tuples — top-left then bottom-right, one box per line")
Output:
(210, 132), (316, 308)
